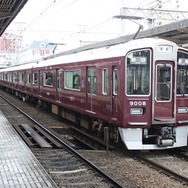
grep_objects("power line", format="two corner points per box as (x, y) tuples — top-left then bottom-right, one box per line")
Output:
(22, 0), (57, 32)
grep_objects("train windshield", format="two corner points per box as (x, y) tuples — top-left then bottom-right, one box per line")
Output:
(177, 51), (188, 95)
(126, 49), (150, 95)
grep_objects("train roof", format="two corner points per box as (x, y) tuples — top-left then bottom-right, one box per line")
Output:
(33, 37), (177, 68)
(1, 62), (37, 72)
(0, 37), (177, 72)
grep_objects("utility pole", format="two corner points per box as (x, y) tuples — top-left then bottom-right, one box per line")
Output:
(119, 0), (127, 36)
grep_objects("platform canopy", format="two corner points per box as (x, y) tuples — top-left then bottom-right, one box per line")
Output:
(0, 0), (28, 37)
(46, 18), (188, 59)
(103, 18), (188, 48)
(137, 19), (188, 47)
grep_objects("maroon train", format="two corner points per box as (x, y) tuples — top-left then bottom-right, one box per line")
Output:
(0, 37), (188, 150)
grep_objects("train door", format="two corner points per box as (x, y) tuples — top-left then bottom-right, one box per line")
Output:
(23, 71), (26, 92)
(153, 61), (175, 122)
(56, 69), (62, 102)
(86, 66), (96, 113)
(176, 50), (188, 123)
(38, 70), (41, 96)
(112, 66), (118, 118)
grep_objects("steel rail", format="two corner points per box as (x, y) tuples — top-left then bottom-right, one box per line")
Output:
(128, 151), (188, 185)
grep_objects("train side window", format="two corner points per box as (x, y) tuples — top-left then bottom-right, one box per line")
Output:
(10, 73), (12, 82)
(2, 73), (4, 81)
(57, 70), (62, 89)
(1, 73), (3, 81)
(65, 70), (80, 90)
(177, 51), (188, 95)
(27, 73), (31, 84)
(5, 73), (9, 81)
(156, 65), (171, 101)
(13, 72), (17, 83)
(102, 69), (108, 95)
(19, 72), (24, 83)
(0, 73), (3, 80)
(8, 73), (12, 82)
(113, 69), (118, 95)
(33, 72), (38, 84)
(87, 68), (96, 94)
(3, 73), (7, 81)
(93, 70), (96, 94)
(44, 71), (53, 86)
(87, 70), (91, 93)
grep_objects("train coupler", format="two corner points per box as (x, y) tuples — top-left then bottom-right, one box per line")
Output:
(156, 136), (175, 147)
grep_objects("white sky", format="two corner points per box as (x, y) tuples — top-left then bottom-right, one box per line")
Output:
(6, 0), (188, 49)
(8, 0), (123, 47)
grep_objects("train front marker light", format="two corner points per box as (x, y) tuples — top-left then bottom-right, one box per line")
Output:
(178, 107), (188, 113)
(130, 108), (143, 115)
(157, 45), (173, 53)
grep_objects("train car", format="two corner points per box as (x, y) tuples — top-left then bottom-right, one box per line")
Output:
(0, 37), (188, 150)
(0, 62), (38, 99)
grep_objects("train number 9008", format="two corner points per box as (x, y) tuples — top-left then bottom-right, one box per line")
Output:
(129, 101), (146, 106)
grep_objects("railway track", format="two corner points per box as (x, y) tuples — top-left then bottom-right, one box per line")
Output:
(1, 90), (188, 187)
(129, 150), (188, 186)
(0, 95), (126, 188)
(32, 148), (113, 187)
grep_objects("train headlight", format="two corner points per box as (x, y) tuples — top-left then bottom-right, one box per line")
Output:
(178, 107), (188, 113)
(130, 108), (143, 115)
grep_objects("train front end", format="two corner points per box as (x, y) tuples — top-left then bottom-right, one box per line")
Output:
(119, 39), (188, 150)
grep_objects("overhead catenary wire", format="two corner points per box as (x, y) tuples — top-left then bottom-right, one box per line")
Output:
(21, 0), (60, 33)
(5, 0), (185, 50)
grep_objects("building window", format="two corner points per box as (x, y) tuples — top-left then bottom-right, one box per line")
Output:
(40, 50), (44, 56)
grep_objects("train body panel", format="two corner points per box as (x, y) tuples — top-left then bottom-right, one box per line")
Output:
(176, 95), (188, 123)
(0, 38), (188, 150)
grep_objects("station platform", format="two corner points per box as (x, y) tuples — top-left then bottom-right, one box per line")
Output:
(0, 111), (58, 188)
